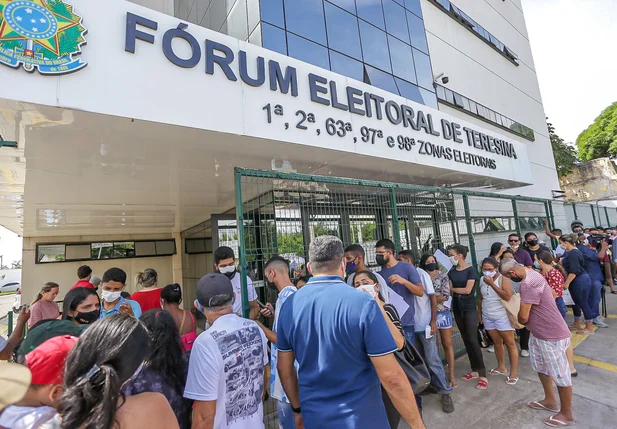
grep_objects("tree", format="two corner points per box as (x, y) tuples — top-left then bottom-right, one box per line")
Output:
(10, 261), (21, 269)
(577, 102), (617, 161)
(548, 119), (578, 177)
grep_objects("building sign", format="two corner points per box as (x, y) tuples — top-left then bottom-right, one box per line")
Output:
(0, 0), (87, 74)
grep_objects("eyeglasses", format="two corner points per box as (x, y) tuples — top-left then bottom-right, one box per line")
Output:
(508, 239), (519, 243)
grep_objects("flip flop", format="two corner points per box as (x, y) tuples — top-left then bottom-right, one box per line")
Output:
(449, 380), (459, 388)
(544, 416), (575, 427)
(461, 373), (479, 381)
(506, 376), (519, 385)
(528, 401), (560, 413)
(490, 368), (508, 376)
(476, 379), (488, 390)
(571, 371), (578, 378)
(576, 330), (595, 335)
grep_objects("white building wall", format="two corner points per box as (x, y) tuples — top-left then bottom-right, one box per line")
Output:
(128, 0), (174, 15)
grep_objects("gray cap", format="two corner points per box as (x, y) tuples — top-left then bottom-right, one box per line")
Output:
(197, 273), (234, 307)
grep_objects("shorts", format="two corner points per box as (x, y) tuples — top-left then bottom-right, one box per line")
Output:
(529, 335), (572, 387)
(436, 311), (452, 330)
(483, 316), (514, 332)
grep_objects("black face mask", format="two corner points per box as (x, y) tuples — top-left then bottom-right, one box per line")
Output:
(425, 262), (438, 272)
(266, 274), (277, 290)
(527, 239), (538, 246)
(218, 270), (236, 280)
(376, 254), (388, 266)
(510, 276), (523, 283)
(71, 309), (100, 325)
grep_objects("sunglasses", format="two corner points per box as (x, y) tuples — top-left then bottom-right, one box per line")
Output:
(508, 239), (519, 243)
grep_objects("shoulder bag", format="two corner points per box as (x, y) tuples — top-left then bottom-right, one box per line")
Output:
(501, 293), (525, 329)
(393, 340), (431, 394)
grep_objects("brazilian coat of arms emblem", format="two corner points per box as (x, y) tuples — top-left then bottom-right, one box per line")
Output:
(0, 0), (86, 74)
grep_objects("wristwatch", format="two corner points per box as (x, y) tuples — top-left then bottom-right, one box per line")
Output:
(291, 406), (302, 414)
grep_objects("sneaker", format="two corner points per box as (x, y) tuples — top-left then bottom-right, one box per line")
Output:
(419, 385), (438, 396)
(488, 345), (495, 353)
(441, 394), (455, 413)
(594, 316), (609, 328)
(521, 349), (530, 357)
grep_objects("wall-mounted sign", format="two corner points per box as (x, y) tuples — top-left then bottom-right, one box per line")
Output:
(0, 0), (87, 74)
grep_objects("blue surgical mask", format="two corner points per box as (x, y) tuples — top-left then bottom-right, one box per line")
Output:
(533, 261), (541, 269)
(345, 260), (357, 275)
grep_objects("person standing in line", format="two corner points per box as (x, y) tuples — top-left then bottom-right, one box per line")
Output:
(447, 244), (488, 390)
(500, 259), (575, 427)
(345, 244), (391, 303)
(61, 287), (100, 326)
(29, 282), (61, 328)
(71, 265), (96, 290)
(559, 234), (595, 334)
(254, 255), (298, 429)
(375, 239), (424, 346)
(131, 268), (162, 313)
(477, 258), (519, 386)
(90, 275), (102, 291)
(523, 233), (552, 262)
(277, 236), (425, 429)
(99, 268), (142, 319)
(507, 234), (533, 267)
(489, 242), (507, 263)
(576, 237), (610, 328)
(213, 246), (260, 320)
(0, 306), (30, 360)
(185, 273), (269, 429)
(535, 251), (577, 377)
(418, 253), (457, 388)
(295, 275), (311, 289)
(161, 283), (197, 352)
(399, 251), (454, 414)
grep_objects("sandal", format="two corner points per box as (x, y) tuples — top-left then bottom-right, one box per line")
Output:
(506, 376), (519, 385)
(576, 329), (595, 335)
(544, 415), (575, 427)
(461, 372), (479, 381)
(489, 368), (508, 376)
(449, 380), (459, 388)
(476, 379), (488, 390)
(528, 401), (560, 413)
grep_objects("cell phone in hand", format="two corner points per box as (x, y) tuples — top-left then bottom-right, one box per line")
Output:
(425, 325), (433, 339)
(256, 300), (267, 309)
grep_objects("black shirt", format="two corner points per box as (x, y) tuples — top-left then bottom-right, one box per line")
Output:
(448, 267), (479, 312)
(525, 245), (551, 263)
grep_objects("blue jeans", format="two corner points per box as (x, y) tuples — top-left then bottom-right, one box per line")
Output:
(276, 400), (296, 429)
(589, 280), (603, 319)
(402, 326), (422, 410)
(555, 297), (567, 320)
(570, 274), (593, 322)
(414, 332), (453, 395)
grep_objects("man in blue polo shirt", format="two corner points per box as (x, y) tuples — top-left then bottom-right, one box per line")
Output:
(99, 267), (142, 319)
(277, 236), (424, 429)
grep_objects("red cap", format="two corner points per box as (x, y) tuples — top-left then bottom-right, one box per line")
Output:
(25, 335), (78, 385)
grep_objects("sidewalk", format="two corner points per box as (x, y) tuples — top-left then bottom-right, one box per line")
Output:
(405, 293), (617, 429)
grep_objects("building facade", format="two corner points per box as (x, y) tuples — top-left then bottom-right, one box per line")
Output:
(0, 0), (559, 303)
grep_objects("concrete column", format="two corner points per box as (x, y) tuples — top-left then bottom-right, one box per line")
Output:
(172, 232), (184, 307)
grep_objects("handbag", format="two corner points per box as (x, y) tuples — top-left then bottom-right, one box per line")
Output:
(180, 310), (197, 352)
(500, 293), (525, 329)
(393, 340), (431, 394)
(477, 323), (490, 348)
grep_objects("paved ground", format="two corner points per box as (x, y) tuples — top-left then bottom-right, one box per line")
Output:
(404, 293), (617, 429)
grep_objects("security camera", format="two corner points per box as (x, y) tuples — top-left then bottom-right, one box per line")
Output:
(433, 73), (449, 85)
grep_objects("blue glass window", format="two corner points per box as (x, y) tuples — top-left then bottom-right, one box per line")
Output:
(419, 87), (438, 109)
(260, 0), (285, 28)
(405, 0), (423, 18)
(262, 22), (287, 55)
(325, 2), (362, 60)
(356, 0), (385, 30)
(407, 11), (428, 54)
(395, 78), (422, 103)
(388, 36), (416, 83)
(327, 0), (356, 14)
(287, 33), (330, 70)
(329, 50), (364, 82)
(383, 0), (409, 43)
(283, 0), (327, 45)
(412, 48), (433, 90)
(359, 21), (392, 73)
(365, 66), (399, 95)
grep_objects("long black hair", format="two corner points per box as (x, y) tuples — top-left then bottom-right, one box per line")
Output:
(62, 287), (99, 320)
(160, 283), (182, 305)
(139, 309), (186, 395)
(489, 242), (504, 258)
(58, 314), (149, 429)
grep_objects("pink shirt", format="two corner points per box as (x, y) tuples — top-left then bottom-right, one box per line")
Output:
(29, 300), (61, 328)
(520, 270), (570, 341)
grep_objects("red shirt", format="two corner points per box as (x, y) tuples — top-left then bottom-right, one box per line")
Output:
(542, 268), (565, 298)
(71, 279), (95, 290)
(130, 289), (162, 313)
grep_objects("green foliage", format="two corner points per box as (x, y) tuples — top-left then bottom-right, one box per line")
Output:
(11, 261), (21, 269)
(58, 25), (84, 56)
(577, 102), (617, 161)
(47, 0), (76, 21)
(548, 119), (578, 177)
(277, 232), (304, 255)
(313, 223), (339, 237)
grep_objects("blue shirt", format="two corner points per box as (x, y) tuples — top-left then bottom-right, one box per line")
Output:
(270, 285), (298, 403)
(576, 245), (604, 282)
(99, 297), (142, 319)
(379, 262), (422, 327)
(277, 276), (397, 429)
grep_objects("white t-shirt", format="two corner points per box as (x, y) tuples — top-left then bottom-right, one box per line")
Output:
(0, 406), (57, 429)
(184, 314), (269, 429)
(554, 244), (566, 258)
(414, 268), (435, 332)
(347, 271), (391, 304)
(480, 275), (508, 320)
(230, 273), (258, 316)
(270, 285), (298, 402)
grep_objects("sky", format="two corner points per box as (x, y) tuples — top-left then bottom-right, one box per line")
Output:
(522, 0), (617, 144)
(0, 226), (22, 267)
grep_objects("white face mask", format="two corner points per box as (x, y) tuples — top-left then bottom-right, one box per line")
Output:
(449, 256), (459, 265)
(218, 265), (235, 274)
(483, 270), (495, 278)
(102, 290), (122, 303)
(358, 284), (378, 299)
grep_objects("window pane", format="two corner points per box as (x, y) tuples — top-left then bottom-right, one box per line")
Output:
(388, 36), (416, 83)
(284, 0), (327, 45)
(135, 241), (157, 257)
(325, 2), (362, 60)
(404, 0), (423, 18)
(330, 50), (364, 81)
(407, 11), (428, 54)
(365, 66), (399, 95)
(37, 244), (65, 263)
(356, 0), (385, 30)
(453, 92), (465, 108)
(395, 78), (423, 104)
(383, 0), (409, 43)
(261, 0), (285, 27)
(92, 243), (113, 259)
(327, 0), (356, 14)
(412, 48), (433, 90)
(419, 87), (438, 109)
(156, 240), (176, 255)
(359, 21), (392, 72)
(288, 33), (330, 70)
(435, 84), (446, 100)
(262, 22), (287, 55)
(444, 88), (455, 104)
(65, 245), (91, 260)
(114, 242), (136, 258)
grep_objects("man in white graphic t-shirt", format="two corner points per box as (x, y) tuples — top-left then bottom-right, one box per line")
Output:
(185, 273), (269, 429)
(214, 246), (260, 320)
